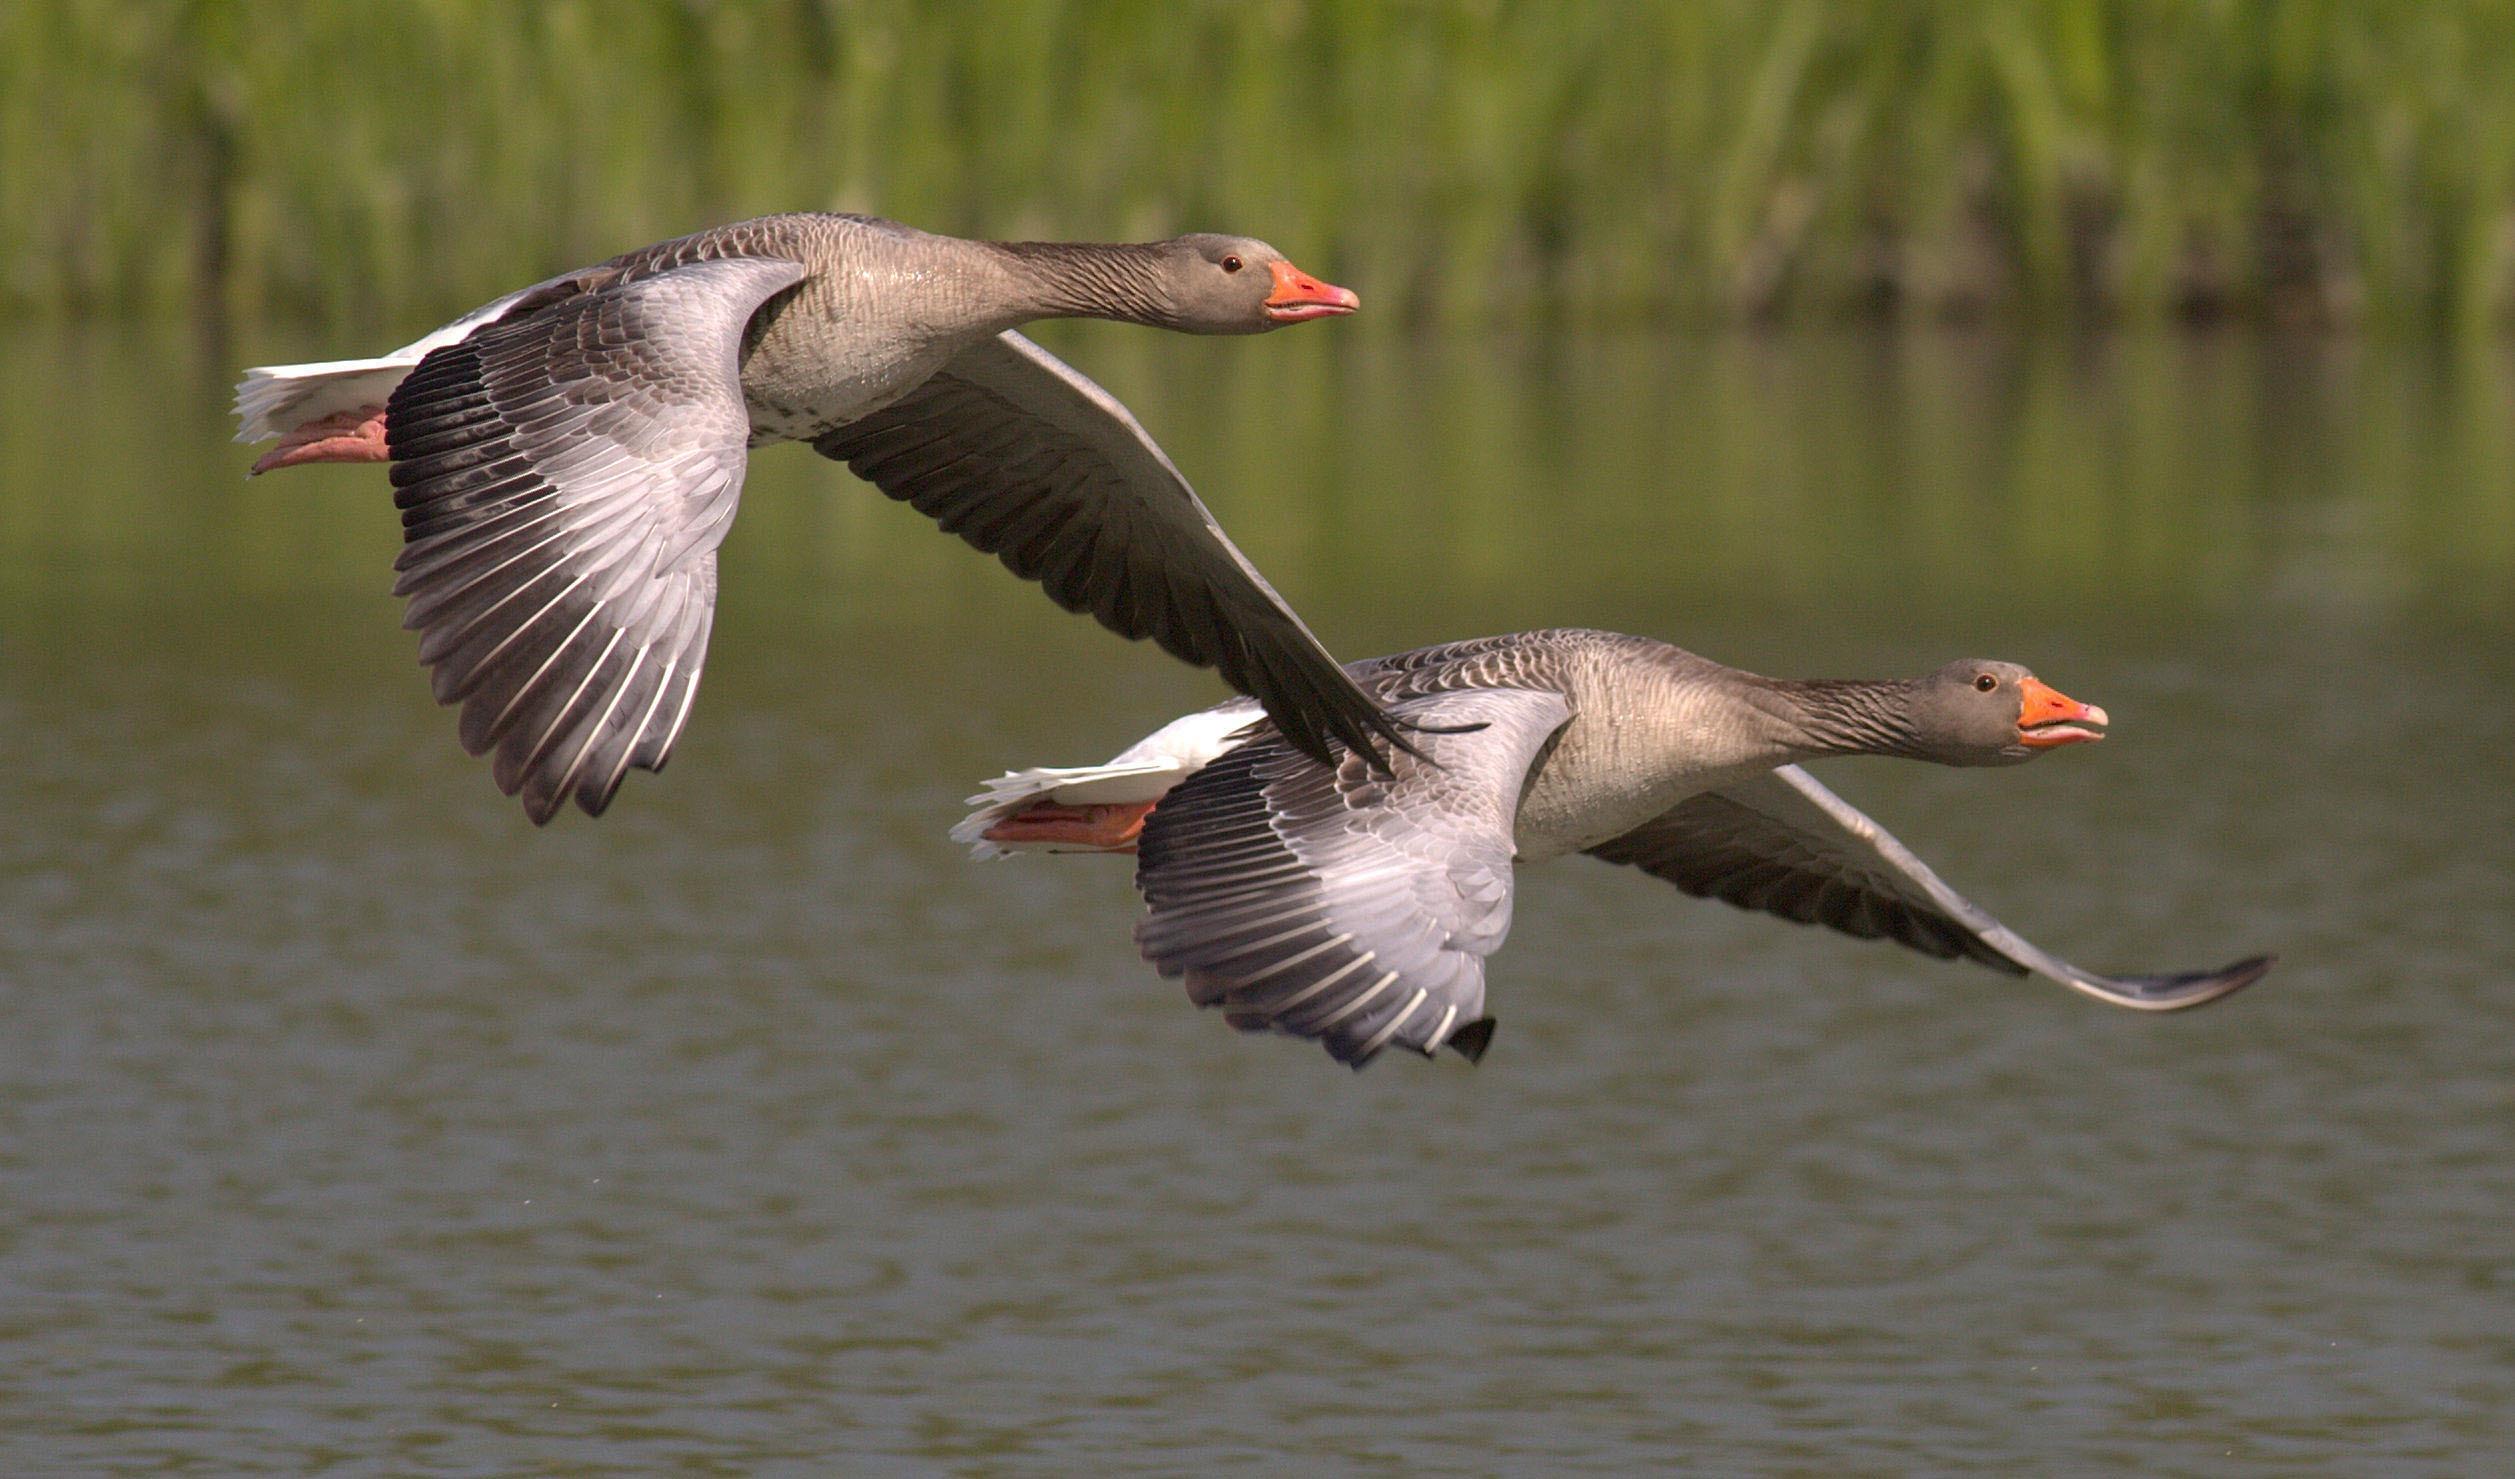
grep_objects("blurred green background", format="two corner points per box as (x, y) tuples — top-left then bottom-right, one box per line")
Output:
(15, 0), (2515, 331)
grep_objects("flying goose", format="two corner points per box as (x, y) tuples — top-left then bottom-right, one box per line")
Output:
(956, 628), (2271, 1067)
(233, 211), (1403, 821)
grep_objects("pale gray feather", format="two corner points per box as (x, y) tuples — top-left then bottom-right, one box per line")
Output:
(1135, 688), (1574, 1066)
(384, 256), (809, 822)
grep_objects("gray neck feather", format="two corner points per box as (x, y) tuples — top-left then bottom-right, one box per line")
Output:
(987, 240), (1180, 327)
(1766, 677), (1929, 759)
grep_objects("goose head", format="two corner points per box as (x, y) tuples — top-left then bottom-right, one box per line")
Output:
(1912, 660), (2110, 765)
(1161, 234), (1360, 332)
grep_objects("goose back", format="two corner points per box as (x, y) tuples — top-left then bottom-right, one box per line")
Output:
(1342, 630), (1811, 861)
(481, 213), (1023, 442)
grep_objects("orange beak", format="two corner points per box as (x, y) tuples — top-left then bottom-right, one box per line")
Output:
(2016, 676), (2109, 748)
(1263, 259), (1361, 323)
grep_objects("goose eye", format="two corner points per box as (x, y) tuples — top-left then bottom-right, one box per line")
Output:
(1221, 255), (1244, 273)
(1974, 674), (1999, 693)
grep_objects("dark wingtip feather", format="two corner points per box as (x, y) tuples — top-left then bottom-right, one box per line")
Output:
(1353, 701), (1498, 775)
(1447, 1017), (1498, 1064)
(518, 780), (563, 827)
(2110, 953), (2274, 1010)
(1320, 684), (1434, 779)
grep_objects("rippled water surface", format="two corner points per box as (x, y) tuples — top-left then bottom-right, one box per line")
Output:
(3, 324), (2509, 1471)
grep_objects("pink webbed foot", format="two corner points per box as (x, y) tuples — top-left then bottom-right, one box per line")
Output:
(980, 800), (1157, 853)
(251, 405), (390, 474)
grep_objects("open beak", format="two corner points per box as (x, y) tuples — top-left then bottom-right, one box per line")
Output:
(1263, 259), (1361, 323)
(2017, 676), (2109, 748)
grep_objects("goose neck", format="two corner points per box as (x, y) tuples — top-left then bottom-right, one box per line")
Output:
(986, 240), (1179, 327)
(1759, 677), (1930, 761)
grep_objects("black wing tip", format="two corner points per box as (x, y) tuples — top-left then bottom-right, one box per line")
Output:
(508, 767), (567, 826)
(506, 780), (622, 826)
(518, 750), (645, 824)
(2193, 952), (2276, 1002)
(1345, 707), (1496, 777)
(2108, 952), (2276, 1011)
(1304, 711), (1452, 779)
(1278, 678), (1421, 778)
(1446, 1017), (1498, 1064)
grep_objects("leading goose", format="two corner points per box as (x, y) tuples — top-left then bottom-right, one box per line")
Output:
(234, 211), (1402, 822)
(955, 628), (2272, 1067)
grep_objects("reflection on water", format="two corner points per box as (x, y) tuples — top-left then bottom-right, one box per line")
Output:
(1, 323), (2509, 1469)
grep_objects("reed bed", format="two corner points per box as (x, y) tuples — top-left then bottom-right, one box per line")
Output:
(8, 0), (2515, 330)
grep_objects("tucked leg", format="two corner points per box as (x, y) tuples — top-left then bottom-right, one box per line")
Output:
(980, 800), (1156, 852)
(251, 406), (390, 474)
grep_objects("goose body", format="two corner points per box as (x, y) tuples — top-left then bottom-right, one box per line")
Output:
(234, 212), (1393, 821)
(958, 628), (2272, 1067)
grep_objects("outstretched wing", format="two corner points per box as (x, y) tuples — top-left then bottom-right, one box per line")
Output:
(1586, 765), (2270, 1010)
(384, 256), (809, 822)
(814, 330), (1417, 773)
(1135, 688), (1574, 1067)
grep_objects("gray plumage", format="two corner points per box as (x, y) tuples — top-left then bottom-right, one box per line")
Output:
(811, 332), (1367, 749)
(1585, 767), (2268, 1009)
(1137, 688), (1572, 1066)
(251, 212), (1400, 821)
(387, 257), (804, 820)
(971, 629), (2270, 1067)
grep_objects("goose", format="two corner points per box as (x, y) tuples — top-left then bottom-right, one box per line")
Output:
(233, 211), (1406, 822)
(954, 628), (2272, 1067)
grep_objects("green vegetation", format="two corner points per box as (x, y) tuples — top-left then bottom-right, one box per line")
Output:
(10, 1), (2515, 330)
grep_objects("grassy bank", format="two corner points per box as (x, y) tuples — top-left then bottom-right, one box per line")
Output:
(9, 0), (2515, 330)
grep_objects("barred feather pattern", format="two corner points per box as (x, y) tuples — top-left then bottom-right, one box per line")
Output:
(383, 256), (809, 822)
(1134, 687), (1574, 1067)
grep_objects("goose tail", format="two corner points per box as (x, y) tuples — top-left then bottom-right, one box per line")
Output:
(953, 762), (1189, 858)
(232, 355), (420, 444)
(953, 700), (1264, 858)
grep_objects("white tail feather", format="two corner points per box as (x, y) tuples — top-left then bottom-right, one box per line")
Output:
(232, 357), (418, 442)
(232, 277), (552, 443)
(951, 699), (1264, 859)
(952, 763), (1188, 859)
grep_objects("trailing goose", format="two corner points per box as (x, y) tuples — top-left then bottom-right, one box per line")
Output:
(956, 628), (2272, 1067)
(234, 211), (1399, 821)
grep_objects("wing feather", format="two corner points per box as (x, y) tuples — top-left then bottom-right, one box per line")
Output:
(1134, 688), (1574, 1066)
(816, 331), (1416, 772)
(383, 255), (807, 821)
(1585, 765), (2270, 1010)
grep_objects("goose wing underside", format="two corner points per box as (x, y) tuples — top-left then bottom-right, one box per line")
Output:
(1135, 687), (1574, 1066)
(384, 256), (809, 822)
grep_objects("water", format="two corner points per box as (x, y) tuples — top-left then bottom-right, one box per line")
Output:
(2, 322), (2509, 1471)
